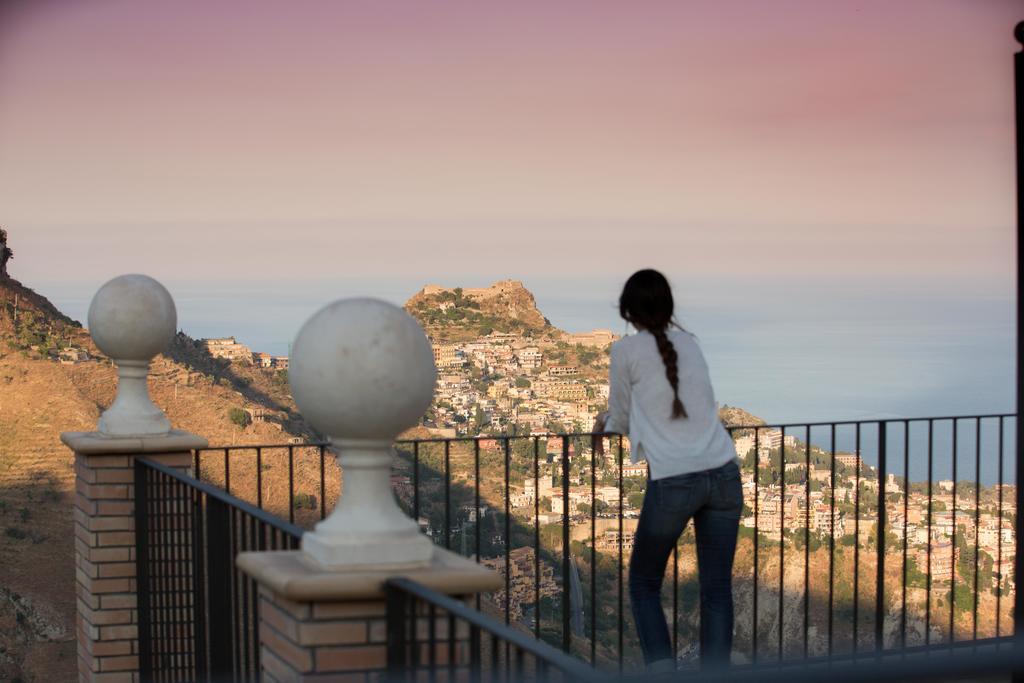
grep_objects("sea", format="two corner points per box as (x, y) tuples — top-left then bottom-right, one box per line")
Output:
(39, 273), (1015, 484)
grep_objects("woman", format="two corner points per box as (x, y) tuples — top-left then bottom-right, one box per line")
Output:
(595, 269), (740, 673)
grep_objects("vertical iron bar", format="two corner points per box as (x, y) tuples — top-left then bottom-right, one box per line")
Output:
(256, 447), (263, 509)
(754, 427), (761, 663)
(445, 440), (452, 550)
(414, 441), (421, 523)
(974, 418), (982, 644)
(804, 425), (810, 660)
(617, 435), (624, 674)
(386, 584), (409, 682)
(1014, 19), (1024, 660)
(475, 440), (481, 613)
(951, 419), (958, 645)
(672, 543), (679, 658)
(239, 511), (250, 679)
(561, 436), (571, 654)
(206, 497), (232, 679)
(504, 438), (511, 627)
(828, 424), (836, 657)
(854, 423), (861, 654)
(902, 421), (910, 651)
(534, 437), (541, 641)
(590, 436), (597, 666)
(926, 419), (934, 647)
(155, 468), (166, 675)
(876, 421), (887, 652)
(997, 416), (1005, 638)
(231, 507), (242, 676)
(192, 485), (207, 681)
(223, 447), (230, 495)
(428, 602), (437, 679)
(469, 622), (481, 683)
(288, 445), (295, 524)
(135, 461), (153, 681)
(779, 426), (786, 661)
(320, 445), (327, 520)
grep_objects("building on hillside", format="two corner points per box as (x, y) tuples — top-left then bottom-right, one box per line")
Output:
(562, 329), (617, 348)
(272, 356), (288, 370)
(733, 435), (756, 458)
(253, 352), (274, 368)
(433, 344), (466, 369)
(200, 337), (253, 363)
(622, 463), (648, 478)
(548, 364), (579, 377)
(835, 453), (862, 469)
(59, 347), (90, 364)
(516, 346), (542, 369)
(761, 429), (798, 450)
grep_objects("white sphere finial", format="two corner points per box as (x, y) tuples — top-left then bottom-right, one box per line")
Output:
(290, 298), (438, 570)
(290, 298), (437, 440)
(87, 274), (176, 436)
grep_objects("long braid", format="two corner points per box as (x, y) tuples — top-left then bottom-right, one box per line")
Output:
(651, 327), (687, 419)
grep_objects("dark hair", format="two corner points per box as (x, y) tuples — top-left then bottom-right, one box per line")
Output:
(618, 269), (687, 419)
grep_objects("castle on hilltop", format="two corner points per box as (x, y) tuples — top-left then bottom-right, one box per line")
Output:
(420, 279), (528, 300)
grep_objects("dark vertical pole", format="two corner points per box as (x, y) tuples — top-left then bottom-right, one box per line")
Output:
(444, 440), (451, 550)
(135, 461), (152, 682)
(319, 445), (327, 520)
(998, 417), (1006, 638)
(255, 447), (263, 509)
(562, 437), (571, 654)
(779, 426), (786, 661)
(288, 445), (295, 523)
(207, 497), (233, 679)
(1014, 22), (1024, 662)
(414, 441), (421, 522)
(828, 425), (836, 657)
(901, 421), (910, 650)
(617, 436), (624, 674)
(753, 427), (760, 663)
(589, 437), (597, 666)
(534, 437), (542, 640)
(876, 422), (887, 652)
(386, 583), (410, 682)
(804, 426), (811, 660)
(854, 423), (861, 654)
(504, 439), (512, 627)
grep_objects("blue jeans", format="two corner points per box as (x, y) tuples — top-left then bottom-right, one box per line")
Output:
(628, 460), (742, 669)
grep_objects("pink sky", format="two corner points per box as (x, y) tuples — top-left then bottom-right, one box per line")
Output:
(0, 0), (1019, 286)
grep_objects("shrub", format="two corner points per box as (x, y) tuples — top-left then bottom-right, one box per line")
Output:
(294, 493), (318, 510)
(228, 407), (250, 428)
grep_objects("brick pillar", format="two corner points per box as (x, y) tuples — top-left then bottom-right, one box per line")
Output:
(63, 430), (208, 683)
(238, 550), (501, 682)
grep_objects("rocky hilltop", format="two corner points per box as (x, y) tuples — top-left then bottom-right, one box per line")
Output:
(406, 279), (555, 342)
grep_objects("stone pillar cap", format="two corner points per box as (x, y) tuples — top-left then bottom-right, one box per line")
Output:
(237, 547), (501, 602)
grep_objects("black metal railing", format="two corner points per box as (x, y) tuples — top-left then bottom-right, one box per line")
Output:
(193, 412), (1018, 673)
(385, 577), (600, 683)
(134, 457), (304, 682)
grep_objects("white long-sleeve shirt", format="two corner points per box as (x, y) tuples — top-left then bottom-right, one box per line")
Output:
(603, 328), (736, 480)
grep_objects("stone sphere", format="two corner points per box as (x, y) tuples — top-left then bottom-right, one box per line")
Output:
(87, 274), (177, 361)
(290, 298), (437, 440)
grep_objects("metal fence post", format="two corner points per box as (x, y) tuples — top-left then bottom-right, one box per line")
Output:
(134, 460), (153, 682)
(206, 497), (234, 679)
(876, 422), (887, 652)
(386, 581), (411, 683)
(1014, 20), (1024, 665)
